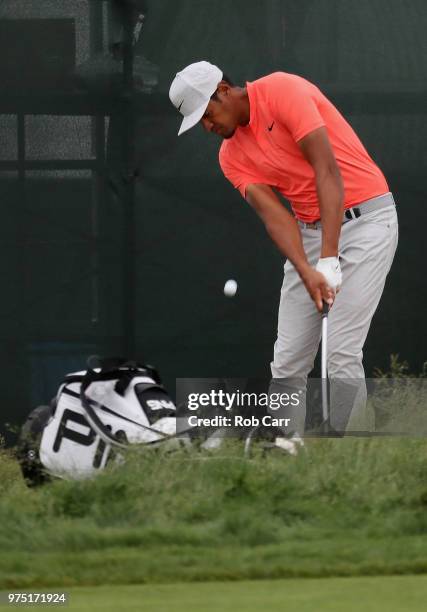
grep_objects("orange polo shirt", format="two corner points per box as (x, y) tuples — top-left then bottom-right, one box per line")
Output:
(219, 72), (389, 223)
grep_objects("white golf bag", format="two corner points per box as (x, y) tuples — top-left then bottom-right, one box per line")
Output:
(17, 358), (183, 485)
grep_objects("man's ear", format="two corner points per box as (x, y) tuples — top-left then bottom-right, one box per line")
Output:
(217, 81), (230, 95)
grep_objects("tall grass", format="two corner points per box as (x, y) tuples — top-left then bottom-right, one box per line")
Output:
(1, 436), (427, 587)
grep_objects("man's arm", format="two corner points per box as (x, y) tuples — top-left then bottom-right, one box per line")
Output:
(245, 183), (334, 311)
(298, 126), (344, 257)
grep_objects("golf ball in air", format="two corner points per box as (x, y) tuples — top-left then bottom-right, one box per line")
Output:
(224, 279), (238, 297)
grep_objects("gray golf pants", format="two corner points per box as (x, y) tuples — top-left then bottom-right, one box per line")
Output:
(270, 192), (398, 433)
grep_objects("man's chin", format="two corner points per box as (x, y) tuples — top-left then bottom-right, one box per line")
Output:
(222, 129), (236, 140)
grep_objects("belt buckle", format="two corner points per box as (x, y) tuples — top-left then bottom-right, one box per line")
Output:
(299, 219), (320, 230)
(305, 221), (319, 230)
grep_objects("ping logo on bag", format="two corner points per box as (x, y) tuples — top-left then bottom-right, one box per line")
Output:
(53, 407), (128, 469)
(53, 408), (96, 451)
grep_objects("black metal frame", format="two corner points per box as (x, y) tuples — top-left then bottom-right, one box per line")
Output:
(0, 1), (151, 357)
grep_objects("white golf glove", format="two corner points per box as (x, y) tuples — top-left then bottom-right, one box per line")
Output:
(315, 257), (342, 292)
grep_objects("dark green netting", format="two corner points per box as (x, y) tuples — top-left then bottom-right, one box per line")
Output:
(0, 1), (426, 441)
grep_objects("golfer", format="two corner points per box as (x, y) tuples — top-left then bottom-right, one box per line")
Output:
(169, 61), (398, 433)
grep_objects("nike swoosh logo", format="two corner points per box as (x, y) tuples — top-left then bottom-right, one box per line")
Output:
(177, 99), (184, 112)
(268, 122), (275, 131)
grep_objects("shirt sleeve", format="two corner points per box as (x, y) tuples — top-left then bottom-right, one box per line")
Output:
(219, 145), (266, 199)
(268, 73), (326, 143)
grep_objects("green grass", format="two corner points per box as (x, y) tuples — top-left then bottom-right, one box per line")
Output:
(1, 437), (427, 588)
(7, 576), (427, 611)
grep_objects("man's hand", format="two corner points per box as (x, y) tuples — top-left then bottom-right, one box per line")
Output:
(315, 256), (342, 292)
(300, 266), (335, 312)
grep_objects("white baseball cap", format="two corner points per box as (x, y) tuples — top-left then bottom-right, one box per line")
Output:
(169, 61), (223, 135)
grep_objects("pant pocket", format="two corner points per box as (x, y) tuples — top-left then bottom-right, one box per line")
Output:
(361, 206), (398, 229)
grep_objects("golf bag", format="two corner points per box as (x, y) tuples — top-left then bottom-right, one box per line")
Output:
(17, 358), (182, 486)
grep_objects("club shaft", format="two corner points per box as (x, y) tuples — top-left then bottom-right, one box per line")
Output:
(321, 307), (329, 422)
(321, 315), (328, 379)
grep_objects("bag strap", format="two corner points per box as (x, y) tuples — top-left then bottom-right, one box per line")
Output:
(79, 364), (127, 449)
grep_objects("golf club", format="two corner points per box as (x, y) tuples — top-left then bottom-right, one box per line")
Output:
(321, 301), (330, 432)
